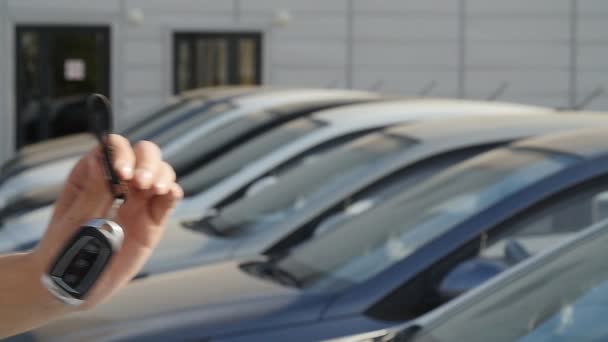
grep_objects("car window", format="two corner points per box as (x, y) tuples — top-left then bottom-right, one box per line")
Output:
(263, 144), (505, 256)
(125, 99), (205, 142)
(412, 219), (608, 342)
(179, 118), (326, 195)
(212, 131), (417, 229)
(481, 177), (608, 261)
(274, 147), (578, 291)
(121, 99), (183, 135)
(167, 110), (276, 176)
(307, 145), (503, 241)
(153, 101), (235, 148)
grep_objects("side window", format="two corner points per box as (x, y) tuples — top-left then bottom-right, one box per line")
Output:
(482, 176), (608, 261)
(215, 128), (380, 208)
(269, 128), (380, 176)
(314, 144), (504, 236)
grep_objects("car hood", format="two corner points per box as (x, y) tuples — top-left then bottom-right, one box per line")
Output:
(17, 261), (328, 342)
(140, 220), (236, 275)
(0, 157), (77, 209)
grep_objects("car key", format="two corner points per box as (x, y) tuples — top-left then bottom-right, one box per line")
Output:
(42, 94), (126, 306)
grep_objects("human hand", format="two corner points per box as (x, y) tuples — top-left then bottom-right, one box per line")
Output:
(31, 134), (182, 309)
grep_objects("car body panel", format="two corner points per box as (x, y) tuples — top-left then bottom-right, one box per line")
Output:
(18, 261), (332, 342)
(149, 315), (391, 342)
(0, 133), (95, 182)
(0, 156), (77, 209)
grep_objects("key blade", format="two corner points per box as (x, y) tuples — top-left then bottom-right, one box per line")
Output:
(86, 94), (113, 143)
(86, 93), (127, 201)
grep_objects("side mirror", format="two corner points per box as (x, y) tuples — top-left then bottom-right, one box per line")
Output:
(504, 239), (531, 265)
(245, 175), (278, 197)
(438, 258), (508, 301)
(592, 192), (608, 223)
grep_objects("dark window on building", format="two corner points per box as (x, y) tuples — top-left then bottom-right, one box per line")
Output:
(15, 25), (110, 148)
(173, 32), (262, 94)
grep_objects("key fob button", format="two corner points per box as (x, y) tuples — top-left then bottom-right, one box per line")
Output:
(73, 258), (91, 269)
(84, 242), (101, 254)
(64, 274), (79, 286)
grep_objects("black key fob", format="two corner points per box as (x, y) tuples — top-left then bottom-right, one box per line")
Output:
(42, 219), (123, 305)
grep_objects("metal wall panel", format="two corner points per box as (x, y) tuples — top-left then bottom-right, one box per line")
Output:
(8, 0), (120, 11)
(241, 0), (348, 12)
(125, 0), (232, 12)
(125, 41), (163, 66)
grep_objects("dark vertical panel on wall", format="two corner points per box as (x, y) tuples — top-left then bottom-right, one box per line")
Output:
(345, 0), (354, 89)
(569, 0), (578, 109)
(458, 0), (467, 99)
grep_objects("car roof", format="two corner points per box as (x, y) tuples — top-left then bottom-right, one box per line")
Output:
(229, 88), (379, 106)
(513, 126), (608, 159)
(387, 113), (608, 143)
(179, 86), (262, 100)
(312, 98), (552, 123)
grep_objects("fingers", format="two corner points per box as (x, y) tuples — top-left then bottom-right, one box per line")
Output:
(151, 162), (176, 195)
(148, 183), (183, 225)
(132, 141), (162, 189)
(52, 134), (133, 223)
(107, 134), (135, 180)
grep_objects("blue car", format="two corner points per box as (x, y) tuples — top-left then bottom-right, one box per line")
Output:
(14, 126), (608, 342)
(339, 213), (608, 341)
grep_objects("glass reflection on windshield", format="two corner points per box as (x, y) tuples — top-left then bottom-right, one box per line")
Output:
(179, 118), (325, 196)
(275, 147), (577, 290)
(211, 131), (416, 231)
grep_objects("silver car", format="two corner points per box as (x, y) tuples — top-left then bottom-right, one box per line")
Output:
(0, 88), (378, 211)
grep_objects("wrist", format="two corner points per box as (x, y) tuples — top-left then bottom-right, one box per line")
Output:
(24, 251), (77, 314)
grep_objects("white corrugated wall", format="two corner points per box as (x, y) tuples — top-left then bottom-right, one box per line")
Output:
(1, 0), (608, 164)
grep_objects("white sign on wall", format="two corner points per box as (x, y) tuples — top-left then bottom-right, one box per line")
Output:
(64, 59), (86, 81)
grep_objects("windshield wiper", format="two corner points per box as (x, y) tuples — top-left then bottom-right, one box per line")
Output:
(181, 209), (241, 237)
(181, 216), (228, 237)
(240, 261), (301, 288)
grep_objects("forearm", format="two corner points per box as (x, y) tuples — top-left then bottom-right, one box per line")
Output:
(0, 253), (73, 338)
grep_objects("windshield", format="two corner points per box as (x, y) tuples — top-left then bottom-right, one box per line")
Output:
(124, 99), (205, 142)
(165, 110), (276, 177)
(413, 220), (608, 342)
(275, 148), (577, 290)
(179, 118), (325, 195)
(211, 131), (417, 230)
(152, 101), (235, 147)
